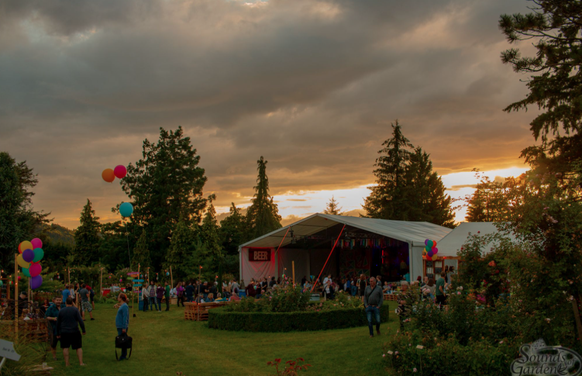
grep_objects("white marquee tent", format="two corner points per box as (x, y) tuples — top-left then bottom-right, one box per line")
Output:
(239, 213), (452, 284)
(437, 222), (515, 259)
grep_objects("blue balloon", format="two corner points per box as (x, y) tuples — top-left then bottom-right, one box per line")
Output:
(119, 202), (134, 217)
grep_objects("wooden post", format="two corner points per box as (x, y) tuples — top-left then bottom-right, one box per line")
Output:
(67, 267), (71, 285)
(100, 267), (103, 297)
(170, 266), (173, 291)
(14, 254), (18, 338)
(292, 261), (295, 286)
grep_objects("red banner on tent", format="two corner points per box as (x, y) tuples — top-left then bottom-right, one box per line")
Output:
(249, 248), (271, 262)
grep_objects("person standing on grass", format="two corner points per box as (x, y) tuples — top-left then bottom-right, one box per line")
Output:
(45, 296), (61, 360)
(436, 272), (447, 307)
(164, 281), (170, 311)
(62, 285), (70, 309)
(79, 285), (95, 321)
(359, 274), (367, 302)
(148, 281), (159, 311)
(176, 282), (185, 307)
(88, 286), (95, 310)
(141, 285), (149, 312)
(56, 297), (86, 366)
(115, 293), (130, 361)
(364, 277), (383, 338)
(156, 283), (164, 312)
(185, 281), (195, 302)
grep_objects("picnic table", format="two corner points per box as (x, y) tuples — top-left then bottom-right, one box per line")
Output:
(184, 301), (230, 321)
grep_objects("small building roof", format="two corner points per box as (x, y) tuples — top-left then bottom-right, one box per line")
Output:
(240, 213), (452, 249)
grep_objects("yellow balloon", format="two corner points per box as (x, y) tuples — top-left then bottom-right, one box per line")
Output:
(19, 241), (32, 254)
(16, 254), (30, 269)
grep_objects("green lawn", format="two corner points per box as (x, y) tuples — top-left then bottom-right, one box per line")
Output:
(46, 301), (398, 376)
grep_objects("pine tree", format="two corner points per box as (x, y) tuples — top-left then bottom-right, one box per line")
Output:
(132, 229), (151, 270)
(201, 195), (224, 286)
(219, 203), (246, 278)
(363, 121), (414, 219)
(323, 196), (343, 215)
(406, 148), (455, 227)
(246, 156), (282, 239)
(165, 215), (198, 280)
(121, 127), (207, 271)
(74, 199), (101, 266)
(364, 123), (455, 227)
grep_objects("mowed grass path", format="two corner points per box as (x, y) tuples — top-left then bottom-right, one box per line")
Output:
(46, 301), (398, 376)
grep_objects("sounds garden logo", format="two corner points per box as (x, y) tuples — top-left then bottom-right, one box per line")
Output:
(511, 339), (582, 376)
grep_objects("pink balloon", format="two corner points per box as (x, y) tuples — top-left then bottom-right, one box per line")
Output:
(31, 238), (43, 249)
(433, 247), (438, 254)
(114, 165), (127, 179)
(29, 263), (42, 277)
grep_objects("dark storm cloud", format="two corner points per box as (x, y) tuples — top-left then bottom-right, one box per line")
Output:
(0, 0), (536, 227)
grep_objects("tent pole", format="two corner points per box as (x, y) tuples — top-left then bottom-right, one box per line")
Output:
(273, 228), (290, 283)
(311, 225), (345, 293)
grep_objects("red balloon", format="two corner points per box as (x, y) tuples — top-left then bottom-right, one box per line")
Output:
(102, 168), (115, 183)
(114, 165), (127, 179)
(29, 263), (42, 277)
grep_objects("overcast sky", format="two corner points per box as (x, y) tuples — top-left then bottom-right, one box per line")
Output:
(0, 0), (539, 229)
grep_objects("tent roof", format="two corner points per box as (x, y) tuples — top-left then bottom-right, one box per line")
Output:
(437, 222), (512, 257)
(240, 213), (453, 249)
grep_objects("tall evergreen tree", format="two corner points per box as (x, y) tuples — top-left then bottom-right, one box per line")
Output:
(201, 195), (224, 286)
(219, 203), (246, 278)
(121, 127), (207, 271)
(363, 123), (455, 227)
(165, 215), (198, 280)
(132, 229), (151, 271)
(323, 196), (343, 215)
(406, 148), (455, 227)
(219, 203), (247, 255)
(0, 152), (48, 269)
(74, 199), (101, 266)
(246, 156), (282, 239)
(363, 121), (413, 219)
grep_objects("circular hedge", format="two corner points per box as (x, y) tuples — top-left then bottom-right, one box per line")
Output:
(208, 305), (390, 332)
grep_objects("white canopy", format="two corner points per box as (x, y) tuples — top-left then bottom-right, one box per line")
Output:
(437, 222), (513, 257)
(240, 213), (452, 249)
(239, 213), (452, 284)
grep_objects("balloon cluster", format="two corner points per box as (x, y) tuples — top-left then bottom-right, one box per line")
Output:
(17, 238), (45, 289)
(423, 239), (439, 261)
(102, 165), (127, 183)
(101, 164), (134, 218)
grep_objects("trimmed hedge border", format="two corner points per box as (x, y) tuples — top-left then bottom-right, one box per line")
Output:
(208, 305), (390, 332)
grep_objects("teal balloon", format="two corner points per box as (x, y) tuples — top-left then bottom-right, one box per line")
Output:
(23, 267), (31, 278)
(119, 202), (134, 217)
(425, 245), (431, 252)
(33, 248), (44, 262)
(427, 240), (434, 248)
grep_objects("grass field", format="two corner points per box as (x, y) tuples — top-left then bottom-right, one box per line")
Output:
(41, 301), (398, 376)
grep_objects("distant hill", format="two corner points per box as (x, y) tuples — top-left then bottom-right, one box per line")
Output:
(40, 223), (75, 246)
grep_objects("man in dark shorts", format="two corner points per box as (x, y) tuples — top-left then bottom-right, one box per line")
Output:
(79, 284), (94, 321)
(57, 297), (86, 366)
(45, 296), (62, 360)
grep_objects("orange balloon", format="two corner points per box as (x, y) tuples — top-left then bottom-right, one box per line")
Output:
(102, 168), (115, 183)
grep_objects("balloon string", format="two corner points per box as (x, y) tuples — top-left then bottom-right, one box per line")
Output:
(125, 220), (131, 268)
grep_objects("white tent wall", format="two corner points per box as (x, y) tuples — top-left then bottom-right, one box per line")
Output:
(411, 244), (423, 281)
(240, 247), (276, 285)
